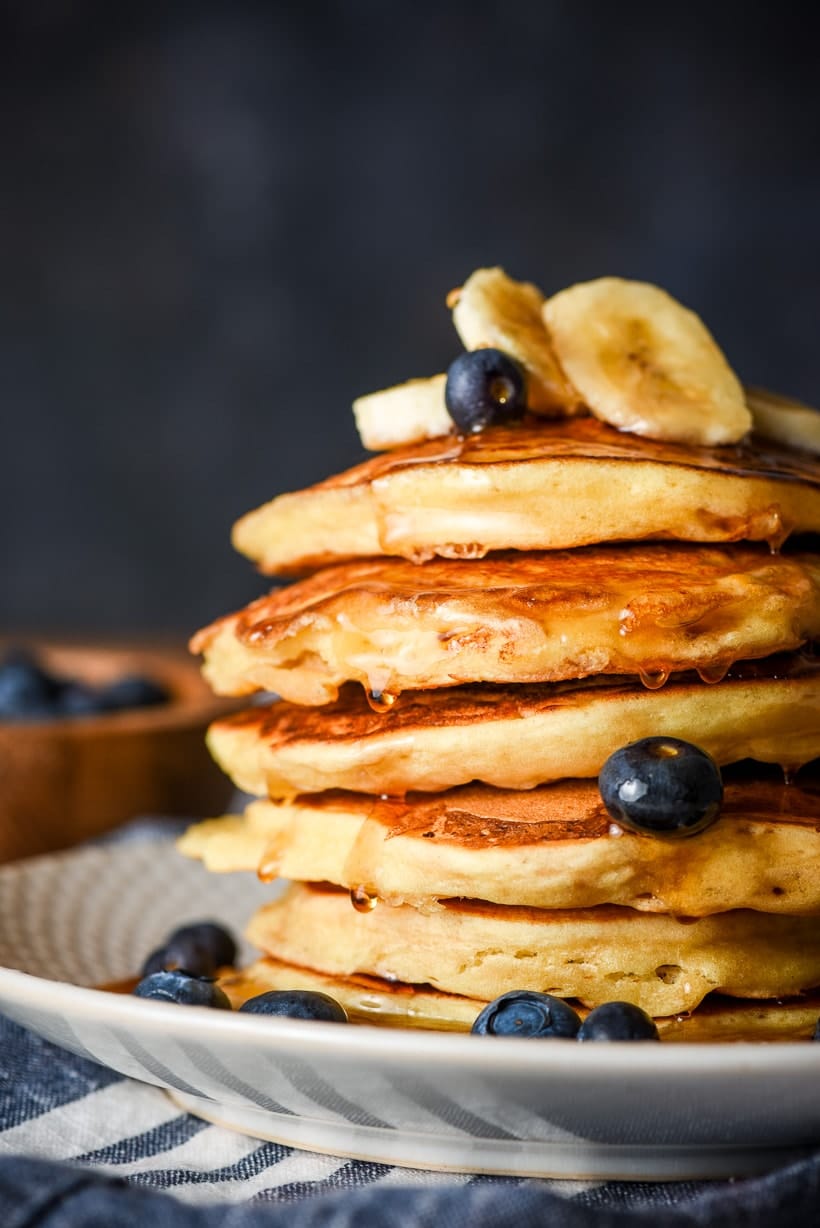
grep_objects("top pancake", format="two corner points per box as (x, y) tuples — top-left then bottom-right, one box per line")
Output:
(192, 545), (820, 705)
(232, 418), (820, 575)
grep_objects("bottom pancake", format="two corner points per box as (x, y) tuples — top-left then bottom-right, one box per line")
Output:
(247, 884), (820, 1016)
(219, 957), (820, 1042)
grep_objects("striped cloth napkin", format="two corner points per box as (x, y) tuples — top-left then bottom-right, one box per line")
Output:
(2, 1010), (820, 1225)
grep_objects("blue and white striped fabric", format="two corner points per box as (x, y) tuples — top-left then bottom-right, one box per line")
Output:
(2, 1012), (820, 1225)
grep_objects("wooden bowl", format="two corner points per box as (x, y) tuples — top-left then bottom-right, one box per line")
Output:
(0, 641), (238, 862)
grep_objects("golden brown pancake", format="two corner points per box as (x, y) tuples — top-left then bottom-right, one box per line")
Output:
(247, 883), (820, 1016)
(220, 957), (481, 1031)
(204, 663), (820, 797)
(191, 546), (820, 705)
(232, 419), (820, 575)
(178, 775), (820, 916)
(219, 957), (820, 1041)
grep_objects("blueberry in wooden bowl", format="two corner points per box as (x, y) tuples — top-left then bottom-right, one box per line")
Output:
(0, 640), (238, 862)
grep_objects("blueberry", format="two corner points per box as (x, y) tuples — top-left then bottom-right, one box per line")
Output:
(169, 922), (237, 969)
(238, 990), (348, 1022)
(0, 647), (62, 721)
(577, 1002), (660, 1042)
(141, 922), (237, 979)
(0, 651), (169, 722)
(58, 682), (105, 717)
(598, 737), (723, 838)
(813, 1018), (820, 1041)
(141, 937), (216, 979)
(133, 969), (232, 1009)
(445, 348), (527, 433)
(471, 991), (581, 1038)
(99, 674), (168, 712)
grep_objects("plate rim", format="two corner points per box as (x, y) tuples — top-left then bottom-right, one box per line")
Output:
(3, 962), (820, 1081)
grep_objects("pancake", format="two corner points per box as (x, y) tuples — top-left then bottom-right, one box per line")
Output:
(247, 884), (820, 1016)
(232, 418), (820, 575)
(205, 662), (820, 798)
(219, 957), (820, 1042)
(178, 774), (820, 915)
(191, 546), (820, 705)
(219, 957), (481, 1031)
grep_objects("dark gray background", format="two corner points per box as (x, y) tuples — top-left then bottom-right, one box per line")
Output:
(2, 1), (819, 635)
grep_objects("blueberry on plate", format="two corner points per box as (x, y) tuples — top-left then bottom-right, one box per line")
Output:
(140, 937), (215, 979)
(598, 736), (723, 838)
(99, 674), (169, 712)
(577, 1001), (660, 1042)
(471, 990), (581, 1038)
(169, 922), (237, 969)
(133, 969), (232, 1009)
(238, 990), (348, 1022)
(140, 922), (237, 979)
(444, 348), (527, 433)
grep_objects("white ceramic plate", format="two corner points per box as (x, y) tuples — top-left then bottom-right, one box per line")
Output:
(1, 833), (819, 1180)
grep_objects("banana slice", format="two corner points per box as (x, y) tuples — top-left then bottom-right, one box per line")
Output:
(746, 386), (820, 456)
(353, 374), (452, 450)
(353, 268), (580, 451)
(451, 266), (579, 414)
(543, 278), (751, 446)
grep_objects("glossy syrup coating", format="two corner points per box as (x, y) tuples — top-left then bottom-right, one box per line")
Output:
(230, 416), (820, 577)
(193, 545), (820, 705)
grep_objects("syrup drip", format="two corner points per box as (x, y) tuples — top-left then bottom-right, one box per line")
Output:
(763, 509), (789, 553)
(696, 663), (730, 685)
(367, 689), (398, 713)
(439, 542), (490, 561)
(637, 668), (669, 690)
(350, 884), (379, 913)
(257, 839), (286, 883)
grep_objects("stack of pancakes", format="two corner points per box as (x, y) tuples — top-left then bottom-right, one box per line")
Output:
(184, 271), (820, 1040)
